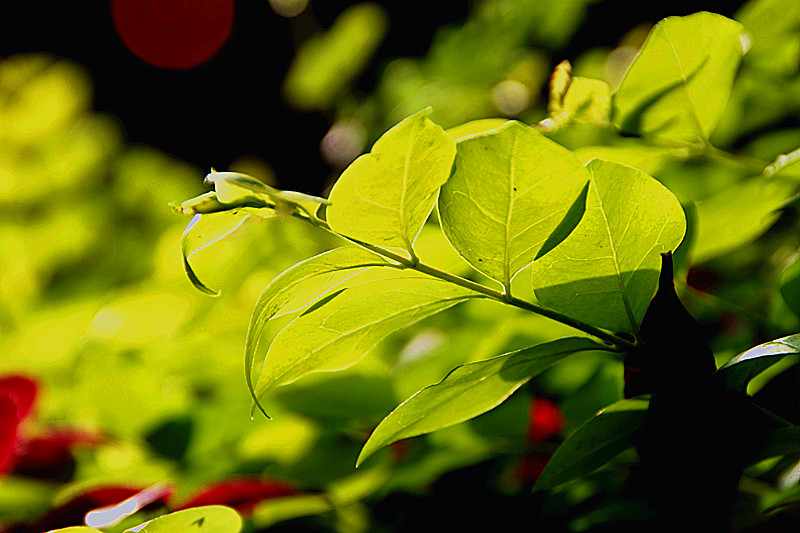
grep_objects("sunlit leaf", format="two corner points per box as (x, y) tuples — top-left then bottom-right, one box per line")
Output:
(613, 12), (745, 144)
(254, 276), (479, 397)
(718, 334), (800, 392)
(438, 120), (590, 290)
(326, 108), (456, 255)
(283, 3), (388, 110)
(125, 505), (242, 533)
(534, 397), (648, 490)
(245, 247), (392, 416)
(692, 177), (795, 264)
(533, 159), (686, 333)
(357, 337), (609, 466)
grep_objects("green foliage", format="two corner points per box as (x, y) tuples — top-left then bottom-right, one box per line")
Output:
(10, 0), (800, 531)
(124, 506), (242, 533)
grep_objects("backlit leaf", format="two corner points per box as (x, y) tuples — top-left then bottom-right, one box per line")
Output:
(438, 120), (590, 290)
(534, 397), (648, 490)
(326, 109), (456, 256)
(245, 247), (392, 416)
(125, 506), (242, 533)
(533, 159), (686, 333)
(357, 337), (609, 466)
(613, 12), (745, 144)
(254, 276), (479, 398)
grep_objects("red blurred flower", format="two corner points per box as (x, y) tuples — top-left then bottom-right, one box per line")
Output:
(0, 376), (38, 474)
(177, 477), (298, 517)
(527, 396), (565, 446)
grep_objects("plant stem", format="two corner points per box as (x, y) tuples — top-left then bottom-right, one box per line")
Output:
(294, 209), (636, 351)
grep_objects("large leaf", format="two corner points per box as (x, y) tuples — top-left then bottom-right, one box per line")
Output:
(533, 159), (686, 333)
(245, 247), (392, 416)
(326, 109), (456, 255)
(613, 12), (745, 144)
(718, 334), (800, 392)
(125, 506), (242, 533)
(357, 337), (609, 466)
(254, 276), (479, 398)
(534, 397), (648, 490)
(438, 121), (590, 290)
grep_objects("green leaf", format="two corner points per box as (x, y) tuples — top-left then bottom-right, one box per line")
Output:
(533, 159), (686, 333)
(125, 506), (242, 533)
(245, 247), (392, 416)
(181, 213), (257, 296)
(613, 12), (745, 144)
(254, 276), (478, 398)
(692, 177), (795, 264)
(438, 120), (590, 290)
(534, 397), (648, 490)
(326, 109), (457, 256)
(357, 337), (609, 467)
(283, 3), (388, 110)
(781, 252), (800, 318)
(717, 334), (800, 392)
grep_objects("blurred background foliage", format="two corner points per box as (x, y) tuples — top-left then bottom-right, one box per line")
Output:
(3, 0), (800, 531)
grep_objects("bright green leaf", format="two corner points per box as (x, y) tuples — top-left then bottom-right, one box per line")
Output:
(438, 120), (590, 290)
(718, 334), (800, 392)
(357, 337), (609, 467)
(125, 506), (242, 533)
(534, 397), (648, 490)
(533, 159), (686, 333)
(613, 12), (745, 144)
(245, 247), (392, 416)
(692, 177), (795, 264)
(326, 109), (457, 256)
(254, 276), (479, 397)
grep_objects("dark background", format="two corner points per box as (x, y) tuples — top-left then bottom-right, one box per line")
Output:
(3, 0), (746, 194)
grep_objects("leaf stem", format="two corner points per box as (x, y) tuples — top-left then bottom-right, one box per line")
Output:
(294, 210), (636, 351)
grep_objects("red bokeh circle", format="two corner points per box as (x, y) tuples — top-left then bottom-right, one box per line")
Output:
(111, 0), (234, 70)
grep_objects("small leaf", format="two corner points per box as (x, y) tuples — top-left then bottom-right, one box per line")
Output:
(357, 337), (610, 467)
(534, 397), (649, 490)
(245, 247), (392, 416)
(326, 108), (457, 256)
(573, 143), (684, 176)
(254, 276), (478, 397)
(718, 334), (800, 392)
(180, 212), (263, 296)
(446, 118), (510, 141)
(561, 77), (611, 126)
(533, 159), (686, 333)
(613, 12), (745, 144)
(125, 505), (242, 533)
(438, 121), (590, 290)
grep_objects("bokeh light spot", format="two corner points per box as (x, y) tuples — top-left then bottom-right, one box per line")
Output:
(111, 0), (234, 70)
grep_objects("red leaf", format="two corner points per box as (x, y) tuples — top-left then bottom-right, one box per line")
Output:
(177, 477), (297, 517)
(527, 396), (565, 446)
